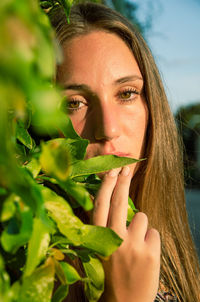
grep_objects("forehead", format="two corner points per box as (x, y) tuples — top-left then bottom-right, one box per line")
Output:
(57, 30), (142, 85)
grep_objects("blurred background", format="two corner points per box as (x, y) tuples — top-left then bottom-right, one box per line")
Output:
(104, 0), (200, 257)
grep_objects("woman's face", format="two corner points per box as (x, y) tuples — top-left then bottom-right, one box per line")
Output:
(57, 31), (148, 174)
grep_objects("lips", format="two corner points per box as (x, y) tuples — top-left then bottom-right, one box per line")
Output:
(84, 145), (132, 160)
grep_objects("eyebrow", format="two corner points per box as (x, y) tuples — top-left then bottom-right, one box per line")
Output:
(114, 75), (143, 84)
(63, 75), (143, 91)
(63, 83), (91, 91)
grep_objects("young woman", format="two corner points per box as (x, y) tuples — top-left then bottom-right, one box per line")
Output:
(49, 3), (200, 301)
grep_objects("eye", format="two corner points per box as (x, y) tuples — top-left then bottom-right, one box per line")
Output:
(68, 100), (83, 109)
(121, 91), (133, 99)
(118, 88), (139, 102)
(64, 98), (87, 113)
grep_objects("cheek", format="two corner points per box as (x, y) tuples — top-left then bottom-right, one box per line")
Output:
(135, 113), (148, 140)
(70, 116), (85, 136)
(125, 102), (148, 151)
(135, 104), (148, 153)
(125, 107), (148, 137)
(70, 115), (94, 141)
(70, 111), (96, 140)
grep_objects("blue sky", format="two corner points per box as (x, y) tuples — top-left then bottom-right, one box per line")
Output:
(135, 0), (200, 113)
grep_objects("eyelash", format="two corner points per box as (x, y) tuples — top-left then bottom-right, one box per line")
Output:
(117, 88), (139, 103)
(66, 88), (140, 112)
(66, 98), (86, 112)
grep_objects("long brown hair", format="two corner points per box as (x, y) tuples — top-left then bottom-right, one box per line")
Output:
(49, 3), (200, 301)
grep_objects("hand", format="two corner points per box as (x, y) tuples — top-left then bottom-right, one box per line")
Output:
(92, 166), (161, 302)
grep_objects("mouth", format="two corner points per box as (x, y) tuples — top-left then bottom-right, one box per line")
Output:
(85, 148), (133, 160)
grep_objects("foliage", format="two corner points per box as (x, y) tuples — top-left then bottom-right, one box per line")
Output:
(175, 103), (200, 188)
(0, 1), (140, 301)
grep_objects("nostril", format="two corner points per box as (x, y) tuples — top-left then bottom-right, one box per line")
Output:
(94, 130), (119, 141)
(94, 120), (120, 141)
(93, 103), (121, 141)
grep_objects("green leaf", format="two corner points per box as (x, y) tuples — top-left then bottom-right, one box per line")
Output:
(51, 284), (69, 302)
(60, 261), (81, 284)
(10, 281), (21, 302)
(1, 206), (33, 253)
(81, 225), (122, 257)
(59, 115), (81, 139)
(51, 238), (79, 258)
(15, 143), (27, 165)
(24, 158), (41, 178)
(128, 196), (138, 212)
(63, 138), (89, 161)
(31, 86), (65, 134)
(40, 1), (53, 10)
(19, 258), (55, 302)
(34, 34), (55, 78)
(70, 155), (142, 178)
(43, 187), (84, 246)
(0, 187), (7, 195)
(40, 139), (72, 181)
(24, 218), (50, 276)
(0, 254), (11, 302)
(54, 259), (66, 284)
(0, 193), (16, 222)
(127, 196), (138, 224)
(4, 166), (46, 218)
(127, 204), (135, 224)
(59, 178), (93, 211)
(83, 255), (104, 302)
(43, 187), (122, 256)
(42, 137), (88, 164)
(16, 120), (35, 150)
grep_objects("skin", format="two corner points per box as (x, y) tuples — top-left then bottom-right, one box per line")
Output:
(57, 31), (161, 302)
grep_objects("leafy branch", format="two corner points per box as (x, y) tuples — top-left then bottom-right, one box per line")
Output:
(0, 1), (140, 301)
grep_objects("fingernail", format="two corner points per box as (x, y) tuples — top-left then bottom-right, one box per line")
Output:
(121, 166), (130, 176)
(108, 168), (120, 177)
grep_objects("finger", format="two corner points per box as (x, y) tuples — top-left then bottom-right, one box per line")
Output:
(145, 228), (161, 250)
(145, 229), (161, 267)
(107, 166), (132, 236)
(128, 212), (148, 243)
(92, 168), (121, 227)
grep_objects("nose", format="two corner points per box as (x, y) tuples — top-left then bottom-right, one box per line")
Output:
(94, 103), (120, 141)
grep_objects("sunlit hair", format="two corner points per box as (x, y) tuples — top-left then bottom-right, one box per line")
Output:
(49, 3), (200, 301)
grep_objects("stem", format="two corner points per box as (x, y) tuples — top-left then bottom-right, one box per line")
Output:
(59, 0), (73, 24)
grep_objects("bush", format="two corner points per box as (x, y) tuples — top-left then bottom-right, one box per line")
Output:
(0, 1), (138, 301)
